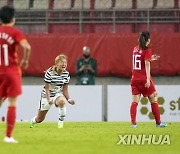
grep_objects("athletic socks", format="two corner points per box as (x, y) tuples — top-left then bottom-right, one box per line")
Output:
(130, 102), (138, 125)
(32, 116), (37, 124)
(151, 102), (161, 125)
(6, 106), (16, 138)
(58, 107), (66, 121)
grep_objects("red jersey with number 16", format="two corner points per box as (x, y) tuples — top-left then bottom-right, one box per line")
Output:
(131, 46), (152, 81)
(0, 25), (25, 72)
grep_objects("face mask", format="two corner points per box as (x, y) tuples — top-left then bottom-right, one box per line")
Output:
(83, 54), (90, 59)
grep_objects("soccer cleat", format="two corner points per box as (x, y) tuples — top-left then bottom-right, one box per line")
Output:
(58, 121), (64, 128)
(156, 122), (168, 128)
(131, 124), (138, 128)
(30, 120), (35, 128)
(4, 137), (18, 143)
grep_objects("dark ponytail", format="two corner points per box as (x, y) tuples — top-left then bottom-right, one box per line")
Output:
(138, 32), (150, 50)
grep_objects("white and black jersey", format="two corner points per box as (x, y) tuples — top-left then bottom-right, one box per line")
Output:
(41, 67), (70, 98)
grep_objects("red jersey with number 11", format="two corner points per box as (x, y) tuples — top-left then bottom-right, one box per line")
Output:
(0, 25), (25, 72)
(131, 46), (152, 81)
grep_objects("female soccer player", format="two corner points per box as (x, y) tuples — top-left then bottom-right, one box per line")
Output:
(0, 6), (31, 143)
(130, 32), (167, 128)
(30, 54), (75, 128)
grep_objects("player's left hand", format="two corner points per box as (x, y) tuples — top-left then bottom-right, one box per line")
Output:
(68, 99), (75, 105)
(151, 54), (160, 61)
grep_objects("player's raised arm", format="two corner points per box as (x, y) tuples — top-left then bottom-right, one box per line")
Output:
(19, 39), (31, 69)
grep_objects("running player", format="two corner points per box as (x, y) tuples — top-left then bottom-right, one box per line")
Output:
(30, 54), (75, 128)
(0, 6), (31, 143)
(130, 32), (167, 128)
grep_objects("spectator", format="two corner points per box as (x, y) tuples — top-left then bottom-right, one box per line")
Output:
(76, 46), (97, 85)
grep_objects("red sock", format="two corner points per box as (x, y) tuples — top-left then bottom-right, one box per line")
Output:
(130, 102), (138, 125)
(151, 102), (161, 125)
(6, 106), (16, 137)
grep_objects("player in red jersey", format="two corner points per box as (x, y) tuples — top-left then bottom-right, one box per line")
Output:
(0, 6), (31, 143)
(130, 32), (167, 128)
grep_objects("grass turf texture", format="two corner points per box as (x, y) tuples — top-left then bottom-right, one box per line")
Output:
(0, 122), (179, 154)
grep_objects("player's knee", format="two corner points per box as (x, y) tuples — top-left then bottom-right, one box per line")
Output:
(56, 99), (65, 107)
(148, 92), (158, 103)
(154, 92), (158, 100)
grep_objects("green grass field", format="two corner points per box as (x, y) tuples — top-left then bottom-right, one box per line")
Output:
(0, 122), (180, 154)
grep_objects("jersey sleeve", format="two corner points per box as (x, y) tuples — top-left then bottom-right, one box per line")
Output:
(64, 73), (70, 84)
(44, 69), (52, 83)
(144, 49), (152, 61)
(14, 29), (25, 43)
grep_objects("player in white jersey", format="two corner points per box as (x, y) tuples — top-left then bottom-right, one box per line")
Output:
(30, 54), (75, 128)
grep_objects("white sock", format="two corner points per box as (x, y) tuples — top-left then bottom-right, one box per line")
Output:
(59, 107), (66, 121)
(32, 116), (37, 124)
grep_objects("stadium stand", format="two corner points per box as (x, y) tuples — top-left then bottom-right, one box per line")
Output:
(136, 0), (154, 9)
(2, 0), (179, 33)
(114, 0), (134, 24)
(53, 0), (72, 10)
(31, 0), (49, 9)
(136, 0), (154, 23)
(13, 0), (30, 10)
(114, 0), (133, 9)
(155, 0), (175, 9)
(93, 0), (113, 23)
(179, 0), (180, 8)
(94, 0), (112, 9)
(73, 0), (91, 9)
(0, 0), (8, 6)
(151, 0), (175, 25)
(1, 0), (179, 83)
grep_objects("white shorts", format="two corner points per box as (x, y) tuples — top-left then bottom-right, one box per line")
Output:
(38, 93), (64, 111)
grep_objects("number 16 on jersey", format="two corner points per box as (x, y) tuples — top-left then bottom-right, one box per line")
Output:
(133, 54), (141, 70)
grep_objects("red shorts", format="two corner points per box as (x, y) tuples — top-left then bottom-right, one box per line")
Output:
(0, 69), (22, 97)
(131, 79), (156, 97)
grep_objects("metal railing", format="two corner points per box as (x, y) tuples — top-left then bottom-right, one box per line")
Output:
(14, 8), (180, 33)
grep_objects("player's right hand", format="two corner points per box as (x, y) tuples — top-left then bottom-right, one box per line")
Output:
(20, 59), (29, 69)
(145, 79), (150, 88)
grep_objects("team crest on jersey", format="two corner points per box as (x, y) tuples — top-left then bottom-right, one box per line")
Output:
(139, 50), (142, 54)
(133, 48), (142, 54)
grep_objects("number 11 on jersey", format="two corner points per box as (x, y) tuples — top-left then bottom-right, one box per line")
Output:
(133, 54), (141, 70)
(0, 44), (9, 66)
